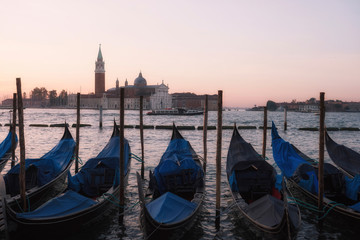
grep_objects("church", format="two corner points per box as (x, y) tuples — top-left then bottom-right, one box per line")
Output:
(68, 45), (172, 110)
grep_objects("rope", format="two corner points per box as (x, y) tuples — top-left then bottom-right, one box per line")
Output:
(258, 154), (269, 160)
(76, 156), (83, 165)
(288, 196), (346, 220)
(197, 155), (206, 163)
(14, 195), (31, 213)
(131, 153), (144, 163)
(145, 222), (163, 240)
(73, 156), (83, 165)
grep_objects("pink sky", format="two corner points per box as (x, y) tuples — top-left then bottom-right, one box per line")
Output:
(1, 0), (359, 107)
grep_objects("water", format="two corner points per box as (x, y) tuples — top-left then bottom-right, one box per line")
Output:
(0, 108), (360, 239)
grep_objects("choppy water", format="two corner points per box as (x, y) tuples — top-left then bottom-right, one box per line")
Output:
(0, 108), (359, 239)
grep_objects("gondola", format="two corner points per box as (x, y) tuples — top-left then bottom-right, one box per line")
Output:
(325, 130), (360, 177)
(6, 121), (131, 236)
(137, 124), (205, 239)
(1, 124), (75, 215)
(271, 122), (360, 225)
(0, 125), (18, 172)
(226, 125), (301, 238)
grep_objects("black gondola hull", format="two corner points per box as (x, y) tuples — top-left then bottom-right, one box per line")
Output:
(287, 178), (360, 225)
(140, 198), (203, 240)
(7, 169), (130, 238)
(5, 159), (73, 213)
(138, 125), (205, 239)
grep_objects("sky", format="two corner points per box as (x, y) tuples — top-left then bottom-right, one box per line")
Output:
(1, 0), (359, 107)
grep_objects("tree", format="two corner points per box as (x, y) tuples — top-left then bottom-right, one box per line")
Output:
(307, 98), (316, 104)
(266, 100), (278, 111)
(58, 90), (68, 105)
(31, 87), (48, 101)
(49, 90), (57, 106)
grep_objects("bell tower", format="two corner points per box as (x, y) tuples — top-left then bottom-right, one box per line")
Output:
(95, 44), (105, 95)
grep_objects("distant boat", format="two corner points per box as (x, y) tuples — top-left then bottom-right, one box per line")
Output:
(146, 108), (203, 116)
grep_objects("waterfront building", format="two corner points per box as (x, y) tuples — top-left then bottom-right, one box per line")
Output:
(68, 46), (172, 110)
(171, 92), (218, 111)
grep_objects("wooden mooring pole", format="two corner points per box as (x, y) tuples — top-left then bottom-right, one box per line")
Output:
(11, 93), (17, 168)
(203, 95), (208, 173)
(215, 90), (223, 230)
(284, 108), (287, 131)
(262, 106), (267, 159)
(75, 93), (80, 173)
(119, 88), (125, 224)
(140, 96), (145, 179)
(99, 105), (103, 128)
(318, 92), (325, 224)
(16, 78), (26, 212)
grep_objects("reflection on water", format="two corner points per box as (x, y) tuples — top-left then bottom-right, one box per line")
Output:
(0, 109), (360, 239)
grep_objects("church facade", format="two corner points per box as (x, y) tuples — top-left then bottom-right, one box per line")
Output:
(68, 46), (172, 110)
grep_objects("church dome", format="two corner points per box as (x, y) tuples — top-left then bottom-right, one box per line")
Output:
(134, 72), (147, 87)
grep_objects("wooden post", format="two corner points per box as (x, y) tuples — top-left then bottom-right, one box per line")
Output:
(75, 93), (80, 173)
(11, 93), (17, 168)
(284, 108), (287, 131)
(99, 105), (103, 128)
(318, 92), (325, 221)
(119, 88), (125, 223)
(203, 95), (208, 173)
(262, 106), (267, 159)
(215, 90), (222, 230)
(16, 78), (26, 212)
(139, 96), (145, 179)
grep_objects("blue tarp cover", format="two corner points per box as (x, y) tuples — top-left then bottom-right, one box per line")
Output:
(146, 192), (196, 224)
(229, 171), (239, 192)
(0, 130), (17, 159)
(271, 122), (309, 178)
(345, 175), (360, 201)
(153, 138), (203, 194)
(6, 138), (75, 186)
(298, 170), (319, 194)
(349, 202), (360, 212)
(16, 190), (96, 219)
(68, 136), (130, 197)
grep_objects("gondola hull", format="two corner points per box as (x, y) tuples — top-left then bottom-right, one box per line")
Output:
(5, 161), (71, 213)
(272, 121), (360, 228)
(0, 127), (18, 172)
(226, 126), (301, 239)
(1, 125), (76, 231)
(140, 191), (204, 239)
(227, 180), (300, 239)
(7, 174), (130, 237)
(6, 123), (131, 238)
(287, 178), (360, 224)
(138, 125), (205, 239)
(0, 152), (11, 172)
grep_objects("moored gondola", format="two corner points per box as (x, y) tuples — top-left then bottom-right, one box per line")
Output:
(137, 124), (205, 239)
(325, 130), (360, 177)
(6, 121), (131, 237)
(272, 122), (360, 226)
(1, 124), (75, 217)
(0, 125), (18, 172)
(226, 125), (301, 239)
